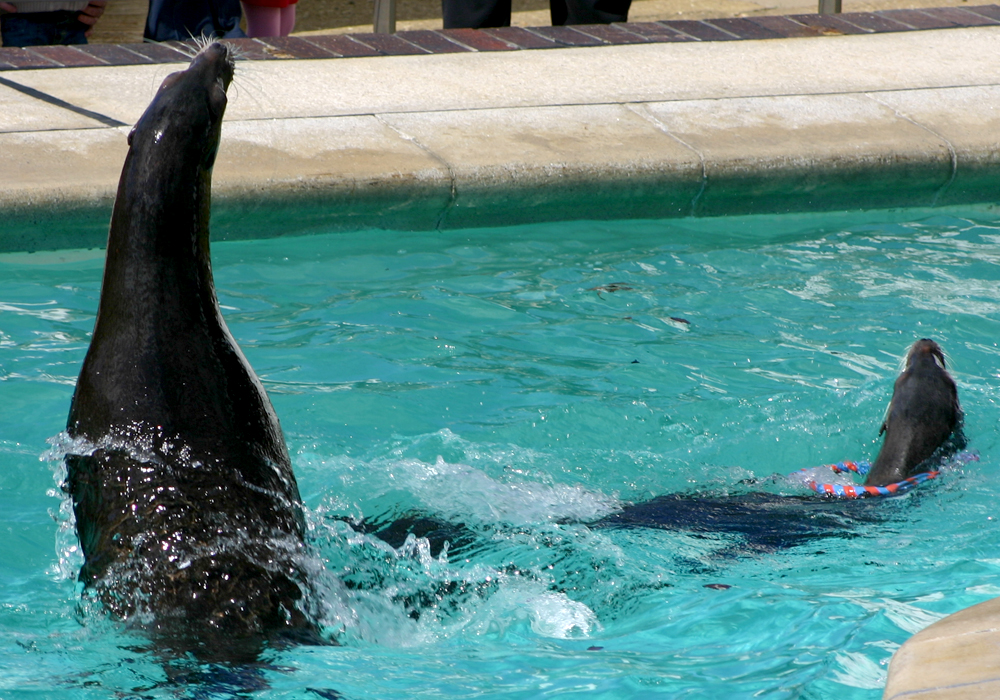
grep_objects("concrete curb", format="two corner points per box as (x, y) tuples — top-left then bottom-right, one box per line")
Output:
(1, 26), (998, 252)
(884, 597), (1000, 699)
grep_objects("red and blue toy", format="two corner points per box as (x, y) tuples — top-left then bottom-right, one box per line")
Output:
(797, 453), (978, 498)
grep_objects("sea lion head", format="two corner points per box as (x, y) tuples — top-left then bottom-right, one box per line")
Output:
(112, 42), (235, 264)
(127, 42), (235, 174)
(864, 337), (964, 487)
(906, 337), (947, 371)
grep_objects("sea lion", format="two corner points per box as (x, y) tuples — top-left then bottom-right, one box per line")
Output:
(593, 339), (965, 548)
(64, 42), (318, 658)
(864, 338), (964, 487)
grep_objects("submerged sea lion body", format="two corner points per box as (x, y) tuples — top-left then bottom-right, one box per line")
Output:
(595, 492), (883, 552)
(864, 338), (964, 487)
(65, 43), (317, 655)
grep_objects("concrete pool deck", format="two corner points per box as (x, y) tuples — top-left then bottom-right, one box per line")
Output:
(1, 10), (1000, 251)
(1, 14), (1000, 695)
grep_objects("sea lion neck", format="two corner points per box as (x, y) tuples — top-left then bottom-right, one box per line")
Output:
(98, 43), (234, 323)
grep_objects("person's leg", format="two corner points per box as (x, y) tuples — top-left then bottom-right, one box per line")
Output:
(0, 10), (81, 46)
(549, 0), (567, 25)
(144, 0), (163, 40)
(216, 0), (246, 38)
(1, 11), (87, 46)
(145, 0), (245, 41)
(241, 2), (280, 37)
(442, 0), (511, 29)
(555, 0), (630, 24)
(52, 10), (89, 44)
(1, 13), (50, 46)
(279, 3), (295, 35)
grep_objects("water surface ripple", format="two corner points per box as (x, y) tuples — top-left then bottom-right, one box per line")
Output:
(2, 208), (999, 698)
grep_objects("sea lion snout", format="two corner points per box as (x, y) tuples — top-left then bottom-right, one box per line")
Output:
(146, 42), (234, 110)
(189, 41), (235, 91)
(907, 338), (947, 370)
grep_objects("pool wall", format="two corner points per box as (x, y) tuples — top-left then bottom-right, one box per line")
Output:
(2, 24), (1000, 252)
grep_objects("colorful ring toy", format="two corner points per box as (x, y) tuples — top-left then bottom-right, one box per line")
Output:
(796, 452), (978, 499)
(797, 460), (940, 498)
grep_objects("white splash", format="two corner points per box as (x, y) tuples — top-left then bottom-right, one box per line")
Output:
(42, 448), (81, 582)
(395, 456), (618, 526)
(830, 651), (886, 689)
(461, 582), (601, 641)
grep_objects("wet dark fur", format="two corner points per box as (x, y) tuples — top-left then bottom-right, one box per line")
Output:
(65, 43), (319, 658)
(595, 492), (884, 552)
(347, 513), (478, 559)
(864, 338), (964, 487)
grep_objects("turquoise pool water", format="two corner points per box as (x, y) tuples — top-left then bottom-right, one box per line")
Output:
(2, 207), (999, 698)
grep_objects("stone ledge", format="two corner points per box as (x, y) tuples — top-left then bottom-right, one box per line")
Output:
(885, 597), (1000, 699)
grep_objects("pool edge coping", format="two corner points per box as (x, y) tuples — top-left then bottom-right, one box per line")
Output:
(4, 21), (1000, 252)
(884, 597), (1000, 699)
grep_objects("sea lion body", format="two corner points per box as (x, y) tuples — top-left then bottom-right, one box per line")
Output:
(65, 43), (316, 653)
(595, 491), (882, 552)
(864, 339), (964, 487)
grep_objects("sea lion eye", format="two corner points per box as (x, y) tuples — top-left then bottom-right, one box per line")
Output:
(208, 78), (228, 118)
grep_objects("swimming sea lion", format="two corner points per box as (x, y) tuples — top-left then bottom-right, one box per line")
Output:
(593, 339), (965, 549)
(864, 338), (964, 487)
(64, 42), (318, 657)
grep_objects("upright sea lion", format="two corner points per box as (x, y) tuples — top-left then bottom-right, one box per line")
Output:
(64, 42), (318, 657)
(864, 338), (964, 487)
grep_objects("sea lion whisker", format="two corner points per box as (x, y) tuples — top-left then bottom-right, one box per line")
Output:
(221, 38), (248, 62)
(192, 33), (215, 55)
(170, 33), (216, 60)
(218, 60), (265, 112)
(168, 37), (201, 60)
